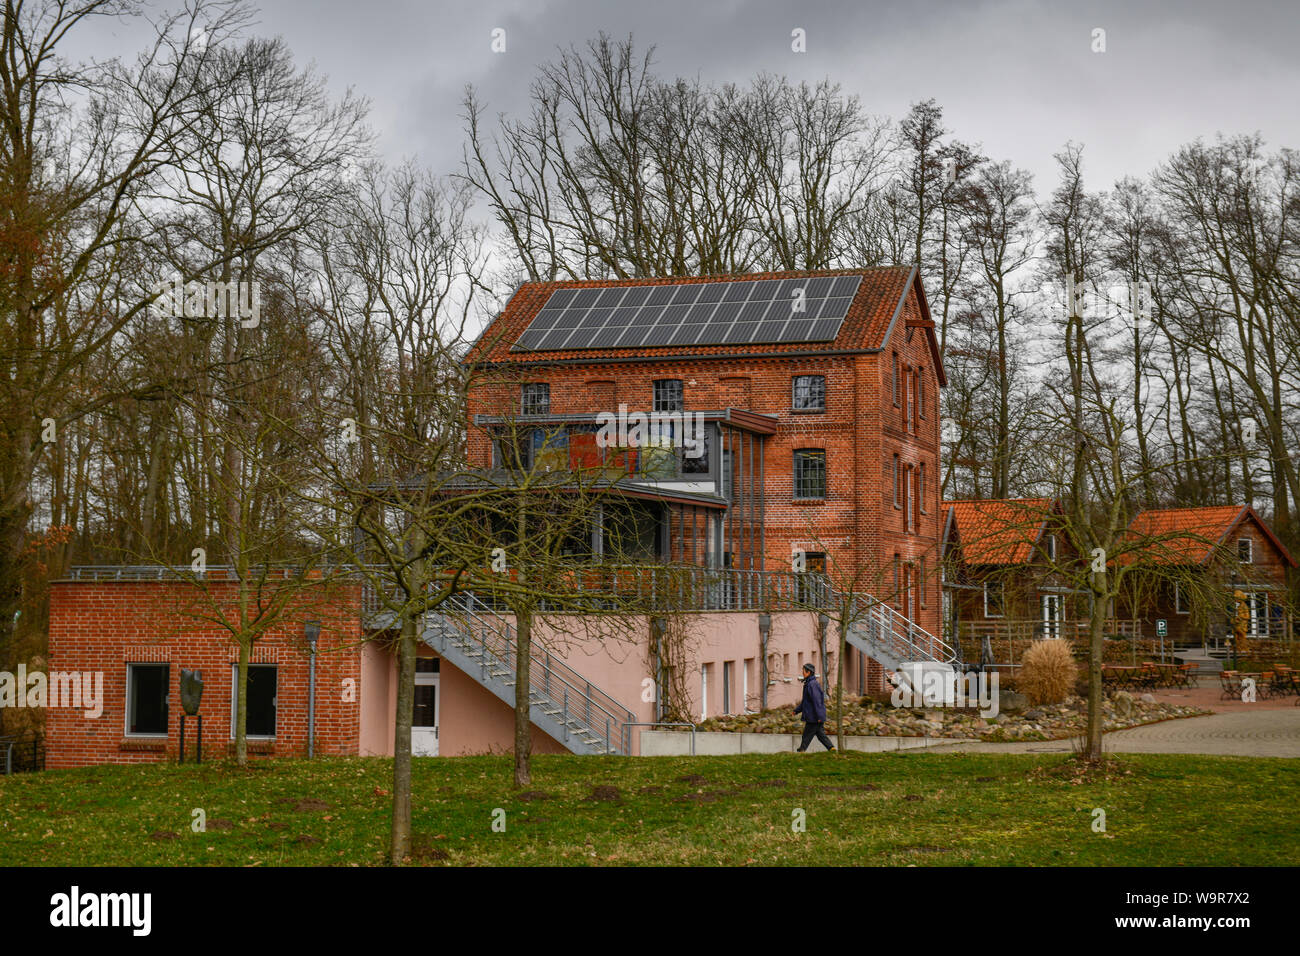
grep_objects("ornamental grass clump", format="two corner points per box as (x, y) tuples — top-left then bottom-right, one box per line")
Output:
(1019, 638), (1078, 705)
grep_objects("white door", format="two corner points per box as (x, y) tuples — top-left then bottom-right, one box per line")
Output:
(1041, 594), (1061, 638)
(413, 659), (440, 756)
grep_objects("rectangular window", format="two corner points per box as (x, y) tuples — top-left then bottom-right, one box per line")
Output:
(919, 463), (927, 514)
(1174, 581), (1189, 614)
(792, 375), (826, 412)
(700, 663), (710, 719)
(521, 383), (550, 415)
(743, 658), (754, 713)
(653, 379), (683, 412)
(919, 556), (928, 607)
(126, 664), (169, 736)
(915, 369), (925, 429)
(984, 581), (1005, 618)
(231, 664), (278, 739)
(919, 371), (926, 419)
(722, 661), (733, 716)
(1238, 537), (1253, 563)
(906, 464), (915, 532)
(793, 449), (826, 500)
(1044, 534), (1057, 561)
(893, 554), (901, 602)
(680, 428), (710, 475)
(892, 353), (899, 407)
(902, 367), (910, 425)
(796, 551), (827, 603)
(1248, 592), (1266, 636)
(893, 454), (901, 508)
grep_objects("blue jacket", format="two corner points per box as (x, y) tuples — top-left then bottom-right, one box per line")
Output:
(794, 675), (826, 723)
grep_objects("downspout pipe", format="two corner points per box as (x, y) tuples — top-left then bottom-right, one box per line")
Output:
(305, 621), (321, 758)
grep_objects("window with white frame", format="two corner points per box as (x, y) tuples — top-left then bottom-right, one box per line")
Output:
(919, 463), (927, 514)
(1238, 537), (1253, 563)
(892, 454), (901, 508)
(984, 580), (1006, 618)
(891, 353), (900, 406)
(231, 664), (278, 739)
(1248, 592), (1267, 636)
(1044, 534), (1057, 562)
(126, 663), (169, 736)
(1174, 581), (1190, 614)
(699, 662), (710, 720)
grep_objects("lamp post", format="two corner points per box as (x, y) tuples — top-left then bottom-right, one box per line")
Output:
(817, 613), (828, 680)
(651, 616), (666, 722)
(305, 621), (321, 758)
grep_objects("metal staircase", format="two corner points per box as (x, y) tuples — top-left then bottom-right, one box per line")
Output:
(839, 590), (959, 674)
(420, 593), (637, 755)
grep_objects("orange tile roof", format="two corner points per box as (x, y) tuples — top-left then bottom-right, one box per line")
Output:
(1125, 505), (1296, 566)
(465, 266), (945, 382)
(943, 498), (1056, 565)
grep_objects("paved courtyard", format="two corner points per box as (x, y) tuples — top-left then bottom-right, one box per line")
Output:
(930, 682), (1300, 758)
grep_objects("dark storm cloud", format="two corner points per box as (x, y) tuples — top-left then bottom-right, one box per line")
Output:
(78, 0), (1300, 190)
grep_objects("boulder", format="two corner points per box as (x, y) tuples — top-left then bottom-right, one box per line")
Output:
(998, 690), (1030, 714)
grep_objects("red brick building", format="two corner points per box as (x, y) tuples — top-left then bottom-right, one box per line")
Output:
(941, 498), (1084, 645)
(465, 266), (947, 638)
(44, 574), (364, 768)
(1119, 505), (1296, 645)
(43, 266), (951, 767)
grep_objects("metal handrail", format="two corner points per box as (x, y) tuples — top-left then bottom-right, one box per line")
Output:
(429, 593), (637, 754)
(840, 590), (959, 665)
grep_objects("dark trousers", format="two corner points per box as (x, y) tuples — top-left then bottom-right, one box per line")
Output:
(798, 721), (835, 751)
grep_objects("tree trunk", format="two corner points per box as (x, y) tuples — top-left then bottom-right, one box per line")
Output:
(513, 606), (533, 788)
(1085, 576), (1107, 760)
(835, 623), (846, 752)
(390, 611), (417, 863)
(235, 639), (250, 767)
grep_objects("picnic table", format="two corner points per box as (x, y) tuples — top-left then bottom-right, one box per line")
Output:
(1103, 665), (1138, 689)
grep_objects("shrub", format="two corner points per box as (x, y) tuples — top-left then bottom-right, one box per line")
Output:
(1019, 638), (1078, 705)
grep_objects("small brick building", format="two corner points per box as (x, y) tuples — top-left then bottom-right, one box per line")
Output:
(44, 575), (364, 768)
(941, 498), (1083, 645)
(1119, 505), (1296, 645)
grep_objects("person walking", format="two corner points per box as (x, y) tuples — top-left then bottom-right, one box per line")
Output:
(794, 663), (835, 752)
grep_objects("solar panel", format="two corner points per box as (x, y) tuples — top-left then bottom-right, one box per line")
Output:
(510, 275), (863, 351)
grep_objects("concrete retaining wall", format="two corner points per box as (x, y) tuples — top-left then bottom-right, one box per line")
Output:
(639, 729), (966, 756)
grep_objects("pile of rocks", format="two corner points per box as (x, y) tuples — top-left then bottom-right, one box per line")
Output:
(694, 691), (1208, 742)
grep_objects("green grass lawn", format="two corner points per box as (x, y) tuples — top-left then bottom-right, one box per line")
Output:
(2, 752), (1297, 866)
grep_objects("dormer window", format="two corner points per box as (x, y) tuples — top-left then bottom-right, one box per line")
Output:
(521, 383), (550, 415)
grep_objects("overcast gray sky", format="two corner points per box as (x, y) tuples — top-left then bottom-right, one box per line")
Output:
(84, 0), (1299, 194)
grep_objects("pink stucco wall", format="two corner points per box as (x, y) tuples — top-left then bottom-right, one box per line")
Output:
(359, 611), (864, 757)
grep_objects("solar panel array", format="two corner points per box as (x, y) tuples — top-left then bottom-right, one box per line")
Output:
(511, 275), (863, 352)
